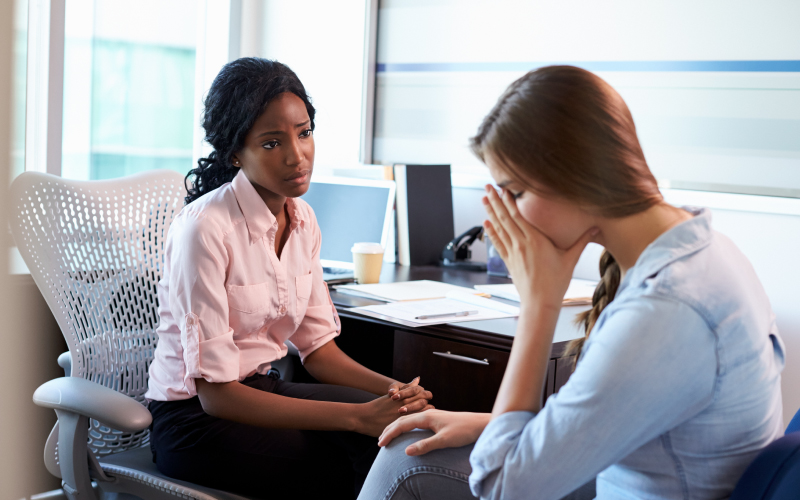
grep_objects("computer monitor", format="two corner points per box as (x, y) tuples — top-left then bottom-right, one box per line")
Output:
(301, 176), (396, 270)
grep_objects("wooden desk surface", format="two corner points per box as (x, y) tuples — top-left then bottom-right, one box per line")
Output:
(330, 264), (587, 357)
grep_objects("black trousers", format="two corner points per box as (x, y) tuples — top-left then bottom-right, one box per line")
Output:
(149, 372), (380, 500)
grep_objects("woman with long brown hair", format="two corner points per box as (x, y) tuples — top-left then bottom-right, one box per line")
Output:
(357, 66), (785, 499)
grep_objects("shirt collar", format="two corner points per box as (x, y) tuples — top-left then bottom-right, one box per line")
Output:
(618, 207), (713, 294)
(231, 169), (306, 243)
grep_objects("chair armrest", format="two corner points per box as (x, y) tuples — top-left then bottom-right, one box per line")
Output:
(58, 351), (71, 377)
(33, 377), (152, 432)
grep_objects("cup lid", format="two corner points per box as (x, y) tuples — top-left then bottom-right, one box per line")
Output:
(351, 242), (383, 254)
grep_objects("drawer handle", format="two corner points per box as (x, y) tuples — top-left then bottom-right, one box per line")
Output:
(433, 351), (489, 366)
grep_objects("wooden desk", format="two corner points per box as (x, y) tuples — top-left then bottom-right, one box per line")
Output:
(325, 265), (588, 413)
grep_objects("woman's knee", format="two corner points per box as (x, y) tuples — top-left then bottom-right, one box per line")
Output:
(360, 430), (473, 500)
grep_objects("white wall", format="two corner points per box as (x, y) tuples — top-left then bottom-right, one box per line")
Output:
(245, 0), (368, 175)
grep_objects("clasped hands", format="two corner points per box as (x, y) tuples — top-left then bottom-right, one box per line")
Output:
(387, 376), (434, 414)
(357, 377), (434, 437)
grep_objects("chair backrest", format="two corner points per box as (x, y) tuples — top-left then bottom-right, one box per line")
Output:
(730, 412), (800, 500)
(9, 170), (185, 457)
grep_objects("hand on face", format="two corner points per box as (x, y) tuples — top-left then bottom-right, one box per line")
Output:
(482, 184), (598, 310)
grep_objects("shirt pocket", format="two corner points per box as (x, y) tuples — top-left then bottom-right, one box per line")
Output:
(294, 273), (314, 325)
(227, 282), (270, 335)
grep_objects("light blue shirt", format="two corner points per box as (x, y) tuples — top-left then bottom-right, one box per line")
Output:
(469, 208), (785, 500)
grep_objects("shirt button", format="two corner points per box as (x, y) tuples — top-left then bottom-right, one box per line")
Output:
(279, 305), (286, 314)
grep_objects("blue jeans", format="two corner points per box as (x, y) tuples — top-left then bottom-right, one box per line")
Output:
(358, 430), (596, 500)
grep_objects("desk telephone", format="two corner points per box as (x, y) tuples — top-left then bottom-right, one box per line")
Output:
(440, 226), (488, 272)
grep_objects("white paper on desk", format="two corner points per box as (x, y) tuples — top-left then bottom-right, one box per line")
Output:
(565, 279), (599, 302)
(335, 280), (482, 302)
(474, 278), (598, 304)
(351, 290), (519, 327)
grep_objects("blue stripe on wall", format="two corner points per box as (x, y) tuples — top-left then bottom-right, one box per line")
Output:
(376, 61), (800, 73)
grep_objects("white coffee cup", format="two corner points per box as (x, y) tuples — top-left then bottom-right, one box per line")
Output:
(351, 242), (384, 284)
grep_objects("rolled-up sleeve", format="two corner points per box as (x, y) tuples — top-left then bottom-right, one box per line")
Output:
(167, 213), (239, 395)
(288, 208), (340, 362)
(469, 296), (717, 500)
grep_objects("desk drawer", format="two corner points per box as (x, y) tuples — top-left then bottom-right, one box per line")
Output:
(393, 330), (511, 413)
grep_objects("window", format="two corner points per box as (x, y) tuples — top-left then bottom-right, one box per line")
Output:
(373, 0), (800, 196)
(21, 0), (372, 182)
(61, 0), (198, 180)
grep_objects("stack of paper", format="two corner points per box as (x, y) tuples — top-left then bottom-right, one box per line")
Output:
(351, 290), (519, 328)
(335, 280), (488, 302)
(474, 278), (598, 306)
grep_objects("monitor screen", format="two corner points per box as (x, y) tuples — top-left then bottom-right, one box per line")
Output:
(301, 179), (394, 265)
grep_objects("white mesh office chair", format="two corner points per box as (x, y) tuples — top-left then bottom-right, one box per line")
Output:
(10, 170), (254, 500)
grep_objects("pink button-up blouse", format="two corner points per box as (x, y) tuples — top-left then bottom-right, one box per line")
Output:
(145, 170), (340, 401)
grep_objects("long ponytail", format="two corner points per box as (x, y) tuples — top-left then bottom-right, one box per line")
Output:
(567, 250), (621, 365)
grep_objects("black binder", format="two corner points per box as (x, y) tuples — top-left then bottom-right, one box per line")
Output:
(394, 164), (455, 266)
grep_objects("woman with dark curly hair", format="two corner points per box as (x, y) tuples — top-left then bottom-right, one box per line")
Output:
(145, 58), (432, 499)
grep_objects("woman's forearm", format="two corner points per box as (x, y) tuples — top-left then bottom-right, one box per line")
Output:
(304, 340), (397, 395)
(196, 378), (360, 431)
(492, 302), (560, 416)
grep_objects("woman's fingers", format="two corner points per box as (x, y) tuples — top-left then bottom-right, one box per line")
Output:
(482, 220), (508, 261)
(378, 413), (447, 456)
(389, 376), (419, 398)
(483, 220), (508, 261)
(485, 185), (525, 241)
(482, 189), (511, 247)
(483, 202), (512, 258)
(378, 413), (429, 447)
(405, 432), (448, 456)
(393, 385), (432, 402)
(400, 398), (430, 414)
(397, 390), (433, 413)
(483, 198), (510, 247)
(500, 188), (532, 239)
(396, 387), (432, 402)
(391, 380), (427, 401)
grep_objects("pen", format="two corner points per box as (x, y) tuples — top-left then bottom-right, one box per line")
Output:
(415, 310), (479, 320)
